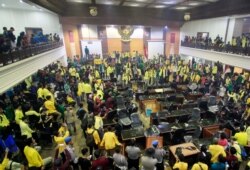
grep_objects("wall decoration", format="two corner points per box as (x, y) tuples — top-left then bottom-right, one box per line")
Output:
(118, 26), (134, 42)
(89, 7), (98, 16)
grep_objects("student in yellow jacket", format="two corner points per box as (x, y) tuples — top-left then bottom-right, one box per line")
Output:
(54, 129), (70, 154)
(144, 70), (149, 86)
(208, 139), (226, 163)
(24, 138), (52, 169)
(100, 126), (121, 151)
(0, 150), (9, 170)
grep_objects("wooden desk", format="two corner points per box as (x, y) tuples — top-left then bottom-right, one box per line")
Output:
(186, 93), (203, 101)
(169, 142), (200, 166)
(103, 119), (116, 127)
(146, 136), (163, 148)
(140, 99), (160, 114)
(121, 127), (145, 141)
(202, 124), (231, 138)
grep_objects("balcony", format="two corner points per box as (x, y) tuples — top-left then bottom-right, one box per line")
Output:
(180, 42), (250, 70)
(0, 41), (64, 67)
(0, 41), (66, 93)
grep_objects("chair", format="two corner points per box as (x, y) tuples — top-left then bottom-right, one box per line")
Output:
(116, 95), (125, 110)
(118, 109), (132, 127)
(188, 108), (201, 122)
(130, 112), (143, 128)
(208, 96), (217, 106)
(171, 129), (185, 145)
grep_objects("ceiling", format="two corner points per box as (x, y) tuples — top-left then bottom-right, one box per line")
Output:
(65, 0), (220, 10)
(0, 0), (50, 12)
(25, 0), (250, 27)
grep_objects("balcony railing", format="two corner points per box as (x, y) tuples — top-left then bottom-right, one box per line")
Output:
(181, 41), (250, 56)
(0, 40), (64, 67)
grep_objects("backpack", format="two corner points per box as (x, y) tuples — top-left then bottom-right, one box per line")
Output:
(86, 130), (95, 147)
(240, 145), (247, 160)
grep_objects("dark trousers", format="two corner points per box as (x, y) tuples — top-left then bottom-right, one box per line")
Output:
(156, 162), (164, 170)
(89, 143), (98, 155)
(128, 158), (139, 170)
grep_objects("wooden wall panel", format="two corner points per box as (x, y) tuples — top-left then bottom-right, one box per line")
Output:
(130, 39), (144, 54)
(107, 39), (122, 54)
(62, 24), (81, 58)
(165, 28), (180, 56)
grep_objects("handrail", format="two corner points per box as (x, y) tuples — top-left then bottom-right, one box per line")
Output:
(0, 40), (64, 67)
(181, 41), (250, 57)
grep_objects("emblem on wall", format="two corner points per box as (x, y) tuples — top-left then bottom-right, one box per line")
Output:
(118, 26), (134, 42)
(89, 7), (98, 16)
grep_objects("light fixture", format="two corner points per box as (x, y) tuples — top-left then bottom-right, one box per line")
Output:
(184, 13), (191, 21)
(1, 3), (6, 7)
(20, 0), (23, 3)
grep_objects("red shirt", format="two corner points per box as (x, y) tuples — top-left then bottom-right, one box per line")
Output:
(218, 139), (228, 147)
(91, 157), (109, 170)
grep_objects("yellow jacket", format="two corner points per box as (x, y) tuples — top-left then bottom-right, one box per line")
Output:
(173, 161), (188, 170)
(208, 144), (226, 163)
(144, 71), (149, 80)
(0, 114), (10, 127)
(0, 157), (9, 170)
(212, 66), (218, 74)
(84, 83), (92, 94)
(191, 162), (208, 170)
(44, 100), (57, 114)
(15, 109), (24, 124)
(54, 130), (69, 153)
(20, 120), (34, 138)
(77, 82), (85, 96)
(86, 128), (101, 145)
(24, 146), (43, 167)
(100, 131), (120, 150)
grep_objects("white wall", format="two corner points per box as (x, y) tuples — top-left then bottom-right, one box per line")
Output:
(180, 46), (250, 70)
(81, 40), (103, 57)
(106, 26), (121, 38)
(180, 17), (229, 41)
(0, 47), (66, 94)
(81, 25), (98, 39)
(0, 8), (61, 35)
(151, 27), (164, 40)
(148, 41), (164, 59)
(233, 18), (244, 37)
(131, 28), (143, 38)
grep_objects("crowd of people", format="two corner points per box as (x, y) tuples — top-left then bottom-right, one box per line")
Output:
(182, 34), (250, 55)
(0, 26), (60, 54)
(0, 50), (250, 170)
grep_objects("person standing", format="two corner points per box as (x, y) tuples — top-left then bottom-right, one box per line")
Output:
(100, 126), (121, 155)
(141, 148), (157, 170)
(113, 147), (128, 170)
(152, 140), (166, 170)
(85, 46), (90, 59)
(23, 138), (52, 169)
(125, 139), (141, 170)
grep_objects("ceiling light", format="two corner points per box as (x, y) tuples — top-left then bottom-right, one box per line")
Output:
(175, 6), (189, 10)
(184, 13), (191, 21)
(20, 0), (23, 3)
(188, 2), (200, 6)
(1, 3), (6, 7)
(160, 1), (176, 5)
(153, 5), (166, 8)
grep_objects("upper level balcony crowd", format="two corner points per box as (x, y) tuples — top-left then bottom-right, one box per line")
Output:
(181, 34), (250, 56)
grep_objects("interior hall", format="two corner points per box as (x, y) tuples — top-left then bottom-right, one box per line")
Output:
(1, 0), (250, 170)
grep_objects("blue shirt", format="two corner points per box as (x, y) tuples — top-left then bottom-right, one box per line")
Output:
(0, 135), (19, 153)
(211, 162), (226, 170)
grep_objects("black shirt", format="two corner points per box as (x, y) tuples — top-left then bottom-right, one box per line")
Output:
(78, 157), (91, 170)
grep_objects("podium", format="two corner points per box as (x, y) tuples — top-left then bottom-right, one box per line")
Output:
(146, 136), (163, 148)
